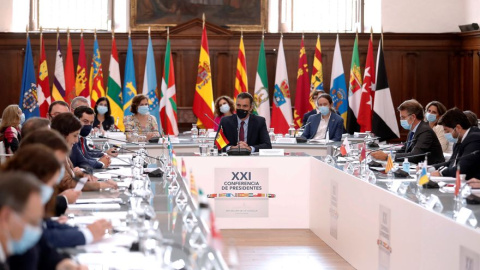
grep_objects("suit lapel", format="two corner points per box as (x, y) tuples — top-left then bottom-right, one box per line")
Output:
(232, 116), (239, 144)
(247, 115), (254, 143)
(310, 115), (321, 137)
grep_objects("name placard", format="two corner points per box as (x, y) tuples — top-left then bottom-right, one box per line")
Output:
(259, 149), (285, 156)
(275, 138), (297, 144)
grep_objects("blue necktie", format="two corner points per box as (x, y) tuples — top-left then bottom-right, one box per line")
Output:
(407, 132), (414, 149)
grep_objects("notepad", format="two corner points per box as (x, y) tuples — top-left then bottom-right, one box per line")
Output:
(68, 203), (121, 210)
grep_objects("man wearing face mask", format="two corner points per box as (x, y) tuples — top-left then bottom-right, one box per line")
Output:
(70, 106), (111, 169)
(301, 90), (323, 127)
(301, 94), (344, 141)
(1, 172), (86, 270)
(430, 108), (480, 179)
(371, 99), (444, 164)
(219, 92), (271, 152)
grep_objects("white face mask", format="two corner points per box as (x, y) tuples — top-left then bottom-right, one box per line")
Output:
(219, 104), (230, 114)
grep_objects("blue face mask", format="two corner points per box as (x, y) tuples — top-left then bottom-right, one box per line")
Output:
(10, 222), (42, 255)
(97, 105), (108, 115)
(56, 166), (65, 185)
(400, 118), (412, 130)
(40, 184), (53, 204)
(425, 113), (436, 123)
(138, 105), (149, 115)
(318, 106), (330, 116)
(444, 130), (458, 143)
(80, 125), (92, 137)
(20, 113), (26, 125)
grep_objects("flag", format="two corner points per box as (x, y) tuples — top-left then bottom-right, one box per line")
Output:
(160, 36), (179, 136)
(89, 35), (105, 107)
(358, 33), (376, 132)
(193, 26), (215, 129)
(123, 35), (137, 116)
(271, 36), (293, 134)
(359, 143), (366, 162)
(340, 137), (351, 156)
(19, 36), (39, 119)
(64, 32), (76, 104)
(418, 165), (429, 186)
(330, 35), (348, 128)
(454, 168), (461, 196)
(37, 32), (51, 117)
(293, 37), (311, 129)
(76, 33), (89, 100)
(215, 127), (229, 149)
(190, 170), (198, 203)
(234, 35), (248, 101)
(106, 36), (124, 131)
(372, 38), (400, 141)
(253, 37), (270, 128)
(51, 34), (66, 102)
(310, 34), (324, 108)
(346, 34), (362, 134)
(143, 34), (162, 131)
(181, 158), (187, 178)
(385, 154), (394, 173)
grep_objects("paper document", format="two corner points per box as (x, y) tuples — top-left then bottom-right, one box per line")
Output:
(74, 177), (88, 191)
(76, 252), (162, 269)
(68, 203), (121, 210)
(75, 198), (123, 204)
(429, 176), (457, 182)
(106, 167), (133, 177)
(93, 173), (112, 180)
(91, 211), (128, 219)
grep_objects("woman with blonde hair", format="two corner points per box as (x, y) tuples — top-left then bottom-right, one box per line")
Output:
(213, 96), (235, 131)
(0, 104), (24, 154)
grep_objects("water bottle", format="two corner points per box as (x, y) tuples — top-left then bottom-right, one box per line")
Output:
(191, 124), (198, 139)
(402, 158), (410, 174)
(287, 124), (296, 138)
(268, 128), (275, 143)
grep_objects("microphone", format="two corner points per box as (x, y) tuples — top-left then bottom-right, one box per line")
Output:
(203, 113), (219, 127)
(98, 135), (146, 147)
(398, 151), (431, 160)
(112, 144), (164, 164)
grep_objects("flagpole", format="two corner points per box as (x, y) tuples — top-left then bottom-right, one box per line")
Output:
(26, 24), (29, 40)
(39, 26), (43, 57)
(381, 26), (384, 48)
(128, 28), (131, 38)
(167, 27), (169, 41)
(94, 28), (97, 40)
(56, 27), (59, 44)
(148, 26), (151, 37)
(112, 26), (115, 39)
(81, 28), (83, 38)
(262, 27), (265, 40)
(202, 13), (205, 29)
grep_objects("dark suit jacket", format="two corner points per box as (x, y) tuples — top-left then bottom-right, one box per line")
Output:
(55, 195), (67, 216)
(395, 121), (445, 165)
(43, 219), (87, 248)
(83, 136), (104, 158)
(93, 115), (115, 131)
(219, 114), (272, 152)
(70, 140), (103, 169)
(7, 233), (68, 270)
(301, 112), (344, 141)
(433, 130), (480, 180)
(302, 109), (317, 127)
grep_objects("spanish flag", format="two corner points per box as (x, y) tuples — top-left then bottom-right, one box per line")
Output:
(215, 127), (229, 150)
(234, 35), (248, 101)
(193, 24), (215, 129)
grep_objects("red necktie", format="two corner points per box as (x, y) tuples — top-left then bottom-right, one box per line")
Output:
(239, 121), (245, 142)
(80, 137), (86, 155)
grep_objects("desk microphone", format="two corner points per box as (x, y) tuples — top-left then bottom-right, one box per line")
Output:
(445, 150), (479, 167)
(98, 135), (148, 147)
(203, 113), (219, 127)
(111, 144), (164, 165)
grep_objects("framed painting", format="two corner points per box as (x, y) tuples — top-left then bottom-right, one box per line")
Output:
(130, 0), (267, 31)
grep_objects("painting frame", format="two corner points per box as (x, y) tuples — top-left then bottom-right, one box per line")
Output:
(130, 0), (267, 32)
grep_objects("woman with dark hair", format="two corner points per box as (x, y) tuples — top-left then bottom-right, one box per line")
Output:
(425, 101), (449, 152)
(301, 94), (344, 141)
(123, 94), (160, 142)
(213, 96), (235, 131)
(93, 96), (115, 131)
(0, 104), (24, 154)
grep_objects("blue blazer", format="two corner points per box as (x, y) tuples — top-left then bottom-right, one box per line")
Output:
(43, 219), (87, 248)
(302, 109), (317, 127)
(70, 141), (103, 169)
(301, 112), (344, 141)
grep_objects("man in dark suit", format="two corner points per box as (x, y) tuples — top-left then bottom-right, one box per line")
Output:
(301, 90), (323, 127)
(219, 92), (271, 152)
(371, 99), (444, 164)
(301, 93), (344, 141)
(431, 108), (480, 180)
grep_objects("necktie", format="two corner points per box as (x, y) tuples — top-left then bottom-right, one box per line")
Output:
(407, 132), (414, 149)
(80, 137), (86, 155)
(239, 121), (245, 142)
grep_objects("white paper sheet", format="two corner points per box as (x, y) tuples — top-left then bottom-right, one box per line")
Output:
(429, 176), (457, 182)
(106, 167), (133, 177)
(91, 211), (128, 219)
(76, 252), (162, 269)
(75, 198), (123, 204)
(68, 203), (121, 210)
(74, 177), (88, 191)
(93, 173), (112, 180)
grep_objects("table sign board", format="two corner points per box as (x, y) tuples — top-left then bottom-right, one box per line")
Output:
(275, 138), (297, 144)
(378, 205), (392, 270)
(329, 180), (339, 239)
(259, 149), (284, 156)
(214, 168), (269, 218)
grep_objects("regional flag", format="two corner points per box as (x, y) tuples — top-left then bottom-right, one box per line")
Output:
(215, 127), (229, 150)
(64, 31), (76, 104)
(19, 36), (39, 119)
(190, 170), (199, 203)
(253, 37), (270, 128)
(346, 34), (362, 134)
(143, 33), (162, 131)
(160, 36), (179, 136)
(271, 36), (293, 134)
(310, 34), (324, 107)
(234, 35), (248, 101)
(106, 36), (124, 131)
(89, 35), (105, 107)
(385, 153), (394, 173)
(123, 35), (137, 116)
(51, 32), (66, 102)
(75, 33), (89, 100)
(293, 36), (311, 129)
(330, 35), (348, 128)
(372, 38), (400, 141)
(193, 25), (215, 129)
(181, 158), (187, 178)
(358, 33), (376, 132)
(418, 165), (429, 186)
(37, 31), (51, 117)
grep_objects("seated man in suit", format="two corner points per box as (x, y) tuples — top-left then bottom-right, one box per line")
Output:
(47, 100), (70, 120)
(301, 93), (344, 141)
(219, 92), (271, 152)
(430, 108), (480, 180)
(371, 99), (444, 164)
(70, 106), (111, 169)
(302, 90), (323, 127)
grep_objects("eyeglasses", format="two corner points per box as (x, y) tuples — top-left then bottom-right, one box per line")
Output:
(399, 114), (412, 120)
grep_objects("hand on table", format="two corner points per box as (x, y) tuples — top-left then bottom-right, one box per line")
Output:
(99, 155), (111, 168)
(467, 178), (480, 188)
(59, 189), (82, 204)
(370, 151), (388, 161)
(87, 219), (112, 242)
(99, 179), (118, 190)
(56, 259), (88, 270)
(429, 171), (441, 177)
(237, 141), (252, 151)
(106, 147), (119, 157)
